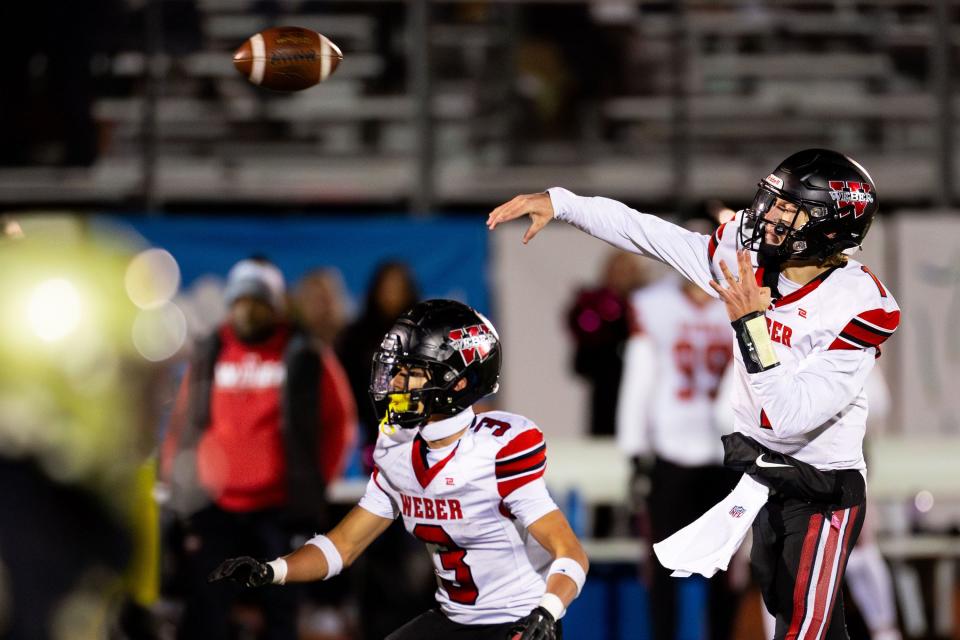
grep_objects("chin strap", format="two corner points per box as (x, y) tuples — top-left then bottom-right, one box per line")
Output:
(756, 244), (784, 300)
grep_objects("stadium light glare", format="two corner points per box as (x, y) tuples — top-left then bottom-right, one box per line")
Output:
(27, 278), (82, 342)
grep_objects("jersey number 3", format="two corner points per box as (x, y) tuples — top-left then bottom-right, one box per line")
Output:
(412, 524), (479, 605)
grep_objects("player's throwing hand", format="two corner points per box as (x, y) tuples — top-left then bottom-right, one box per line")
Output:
(709, 250), (772, 321)
(486, 193), (555, 244)
(208, 556), (274, 588)
(507, 606), (559, 640)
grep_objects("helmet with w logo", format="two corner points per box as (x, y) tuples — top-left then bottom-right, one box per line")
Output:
(739, 149), (879, 261)
(370, 299), (501, 430)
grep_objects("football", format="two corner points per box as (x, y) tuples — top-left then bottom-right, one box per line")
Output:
(233, 26), (343, 91)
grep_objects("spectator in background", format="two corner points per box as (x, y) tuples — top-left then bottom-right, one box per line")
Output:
(162, 257), (356, 640)
(566, 250), (647, 436)
(294, 267), (350, 346)
(616, 222), (739, 640)
(337, 261), (420, 458)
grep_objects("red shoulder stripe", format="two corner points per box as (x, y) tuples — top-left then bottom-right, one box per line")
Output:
(495, 446), (546, 476)
(496, 429), (544, 461)
(857, 309), (900, 333)
(828, 309), (899, 353)
(707, 223), (726, 260)
(497, 466), (546, 498)
(828, 336), (862, 351)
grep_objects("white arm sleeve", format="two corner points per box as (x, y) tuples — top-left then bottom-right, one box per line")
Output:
(357, 471), (400, 520)
(548, 187), (718, 295)
(616, 335), (656, 457)
(748, 348), (876, 439)
(503, 477), (560, 529)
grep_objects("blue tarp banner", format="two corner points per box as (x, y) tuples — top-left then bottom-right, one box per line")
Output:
(108, 215), (491, 316)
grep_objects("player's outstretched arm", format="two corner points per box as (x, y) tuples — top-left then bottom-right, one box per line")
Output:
(208, 505), (393, 586)
(487, 188), (717, 294)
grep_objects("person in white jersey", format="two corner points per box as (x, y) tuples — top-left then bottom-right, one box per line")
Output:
(210, 299), (589, 640)
(617, 266), (739, 640)
(487, 149), (900, 640)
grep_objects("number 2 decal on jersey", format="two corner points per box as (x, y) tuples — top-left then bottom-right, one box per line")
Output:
(412, 524), (479, 604)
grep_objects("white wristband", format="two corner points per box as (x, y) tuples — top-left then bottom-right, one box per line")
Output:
(538, 592), (565, 620)
(547, 557), (586, 596)
(306, 534), (343, 580)
(267, 558), (287, 585)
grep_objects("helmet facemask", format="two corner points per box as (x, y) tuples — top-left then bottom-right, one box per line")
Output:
(370, 333), (461, 433)
(739, 184), (836, 263)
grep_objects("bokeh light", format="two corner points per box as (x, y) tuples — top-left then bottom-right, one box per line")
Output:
(914, 490), (935, 513)
(125, 248), (181, 310)
(27, 278), (82, 342)
(131, 302), (187, 362)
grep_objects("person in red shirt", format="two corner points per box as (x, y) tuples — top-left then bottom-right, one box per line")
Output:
(162, 257), (357, 640)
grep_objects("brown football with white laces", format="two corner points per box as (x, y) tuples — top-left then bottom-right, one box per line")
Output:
(233, 26), (343, 92)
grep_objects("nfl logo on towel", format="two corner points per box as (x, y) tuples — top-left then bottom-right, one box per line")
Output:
(729, 506), (746, 518)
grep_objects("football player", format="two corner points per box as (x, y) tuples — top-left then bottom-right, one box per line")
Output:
(210, 300), (588, 640)
(487, 149), (900, 640)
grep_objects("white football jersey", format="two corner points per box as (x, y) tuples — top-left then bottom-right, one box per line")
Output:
(549, 187), (900, 472)
(618, 279), (733, 466)
(357, 410), (559, 625)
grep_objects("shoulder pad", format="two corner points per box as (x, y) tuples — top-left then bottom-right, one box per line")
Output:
(489, 414), (547, 498)
(827, 263), (900, 354)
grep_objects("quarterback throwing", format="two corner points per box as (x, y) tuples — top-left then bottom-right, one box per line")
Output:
(488, 149), (900, 640)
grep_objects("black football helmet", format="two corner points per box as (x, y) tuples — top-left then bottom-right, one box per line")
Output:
(739, 149), (878, 262)
(369, 299), (502, 431)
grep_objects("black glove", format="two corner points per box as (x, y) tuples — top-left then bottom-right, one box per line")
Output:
(507, 606), (557, 640)
(207, 556), (274, 587)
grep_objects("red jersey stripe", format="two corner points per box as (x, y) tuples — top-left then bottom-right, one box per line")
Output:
(496, 429), (544, 461)
(708, 223), (726, 260)
(497, 467), (546, 498)
(857, 309), (900, 333)
(803, 511), (844, 639)
(785, 514), (825, 639)
(829, 309), (899, 352)
(495, 448), (546, 477)
(821, 506), (860, 635)
(860, 266), (887, 297)
(773, 267), (839, 308)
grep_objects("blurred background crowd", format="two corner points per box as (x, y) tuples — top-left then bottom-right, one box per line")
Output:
(0, 1), (958, 639)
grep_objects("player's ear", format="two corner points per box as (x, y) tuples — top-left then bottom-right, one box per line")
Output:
(454, 378), (468, 392)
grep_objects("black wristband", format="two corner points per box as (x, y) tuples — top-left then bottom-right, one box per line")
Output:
(732, 311), (780, 374)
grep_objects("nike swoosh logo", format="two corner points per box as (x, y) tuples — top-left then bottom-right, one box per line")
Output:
(756, 455), (793, 469)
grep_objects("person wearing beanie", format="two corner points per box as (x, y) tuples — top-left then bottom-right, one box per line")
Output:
(162, 256), (357, 640)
